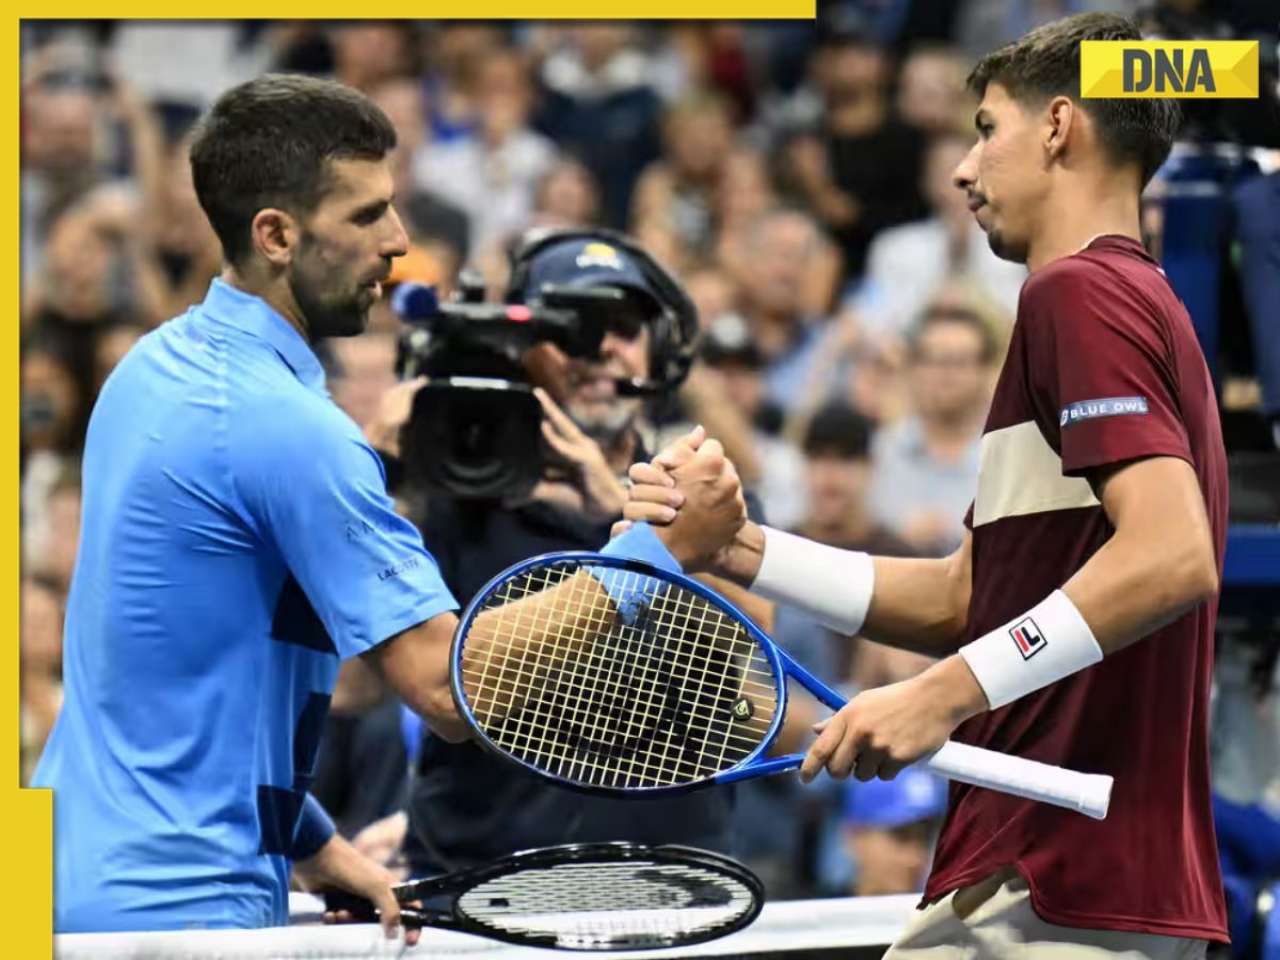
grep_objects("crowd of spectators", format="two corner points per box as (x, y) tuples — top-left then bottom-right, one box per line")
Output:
(18, 12), (1279, 911)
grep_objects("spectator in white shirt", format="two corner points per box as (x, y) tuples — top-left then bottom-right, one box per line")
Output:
(414, 47), (556, 258)
(867, 303), (996, 556)
(854, 132), (1026, 342)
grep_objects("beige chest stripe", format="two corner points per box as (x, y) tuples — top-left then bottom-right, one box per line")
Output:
(972, 421), (1100, 527)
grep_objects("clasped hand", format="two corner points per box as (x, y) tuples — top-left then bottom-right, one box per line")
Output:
(611, 425), (748, 571)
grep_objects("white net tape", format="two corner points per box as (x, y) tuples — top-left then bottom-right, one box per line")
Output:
(53, 894), (918, 959)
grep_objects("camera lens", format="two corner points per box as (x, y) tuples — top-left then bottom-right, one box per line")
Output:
(403, 380), (544, 499)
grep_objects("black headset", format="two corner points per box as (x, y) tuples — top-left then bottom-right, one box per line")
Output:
(504, 227), (699, 395)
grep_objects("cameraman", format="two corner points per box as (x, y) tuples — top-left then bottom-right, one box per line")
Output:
(388, 230), (772, 876)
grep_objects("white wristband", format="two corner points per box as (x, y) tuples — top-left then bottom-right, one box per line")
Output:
(750, 526), (875, 636)
(959, 590), (1102, 710)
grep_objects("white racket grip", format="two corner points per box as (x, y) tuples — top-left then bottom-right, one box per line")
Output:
(925, 741), (1113, 820)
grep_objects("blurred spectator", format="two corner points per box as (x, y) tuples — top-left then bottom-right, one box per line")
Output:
(1231, 165), (1280, 449)
(714, 148), (776, 255)
(868, 304), (995, 555)
(843, 330), (910, 425)
(21, 335), (85, 465)
(796, 402), (909, 556)
(21, 338), (85, 572)
(856, 132), (1026, 340)
(330, 22), (417, 93)
(109, 22), (271, 113)
(631, 91), (736, 266)
(780, 32), (928, 281)
(896, 45), (973, 138)
(684, 263), (740, 333)
(21, 577), (65, 786)
(368, 78), (470, 262)
(953, 0), (1139, 63)
(32, 465), (83, 599)
(795, 306), (911, 430)
(263, 22), (336, 77)
(21, 80), (100, 279)
(92, 321), (147, 393)
(26, 187), (171, 396)
(736, 208), (841, 416)
(815, 0), (963, 52)
(328, 332), (400, 433)
(416, 47), (556, 258)
(681, 312), (808, 531)
(529, 156), (602, 231)
(144, 129), (224, 320)
(842, 769), (947, 895)
(650, 25), (758, 121)
(23, 53), (175, 314)
(534, 25), (663, 228)
(420, 24), (506, 143)
(715, 149), (842, 317)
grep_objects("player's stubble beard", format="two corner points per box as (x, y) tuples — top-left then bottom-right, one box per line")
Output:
(290, 231), (370, 340)
(984, 222), (1030, 265)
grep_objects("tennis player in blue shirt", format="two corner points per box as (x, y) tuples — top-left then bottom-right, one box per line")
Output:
(33, 74), (742, 939)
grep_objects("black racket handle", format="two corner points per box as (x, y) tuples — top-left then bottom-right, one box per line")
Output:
(320, 888), (428, 928)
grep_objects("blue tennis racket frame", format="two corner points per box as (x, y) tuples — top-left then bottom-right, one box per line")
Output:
(450, 550), (849, 796)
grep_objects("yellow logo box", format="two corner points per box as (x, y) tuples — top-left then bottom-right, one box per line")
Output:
(1080, 40), (1259, 99)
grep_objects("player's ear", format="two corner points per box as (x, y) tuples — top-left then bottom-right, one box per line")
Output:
(1044, 96), (1075, 163)
(251, 207), (300, 268)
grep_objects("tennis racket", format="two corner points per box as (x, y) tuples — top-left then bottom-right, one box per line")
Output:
(324, 842), (762, 951)
(451, 552), (1113, 820)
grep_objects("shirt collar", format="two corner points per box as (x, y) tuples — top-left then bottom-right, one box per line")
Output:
(200, 277), (328, 395)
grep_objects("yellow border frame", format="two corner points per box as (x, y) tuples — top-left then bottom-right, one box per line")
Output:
(14, 8), (815, 954)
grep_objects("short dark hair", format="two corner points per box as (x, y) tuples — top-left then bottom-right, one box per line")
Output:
(967, 13), (1181, 187)
(189, 74), (397, 265)
(802, 402), (873, 461)
(908, 306), (999, 366)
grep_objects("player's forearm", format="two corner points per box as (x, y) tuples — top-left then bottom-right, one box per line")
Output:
(721, 524), (969, 657)
(1062, 524), (1218, 656)
(860, 554), (971, 656)
(368, 614), (471, 743)
(458, 572), (624, 720)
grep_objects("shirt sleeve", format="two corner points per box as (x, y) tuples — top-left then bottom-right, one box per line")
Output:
(291, 793), (335, 861)
(1022, 259), (1192, 479)
(233, 394), (458, 660)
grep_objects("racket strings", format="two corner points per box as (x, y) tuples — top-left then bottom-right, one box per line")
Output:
(461, 560), (779, 789)
(506, 580), (766, 787)
(455, 860), (757, 945)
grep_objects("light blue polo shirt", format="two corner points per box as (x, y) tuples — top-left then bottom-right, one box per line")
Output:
(33, 278), (458, 932)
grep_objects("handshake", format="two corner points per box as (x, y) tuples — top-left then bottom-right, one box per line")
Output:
(611, 426), (767, 584)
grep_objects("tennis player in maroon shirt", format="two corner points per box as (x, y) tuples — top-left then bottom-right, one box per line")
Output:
(619, 12), (1228, 958)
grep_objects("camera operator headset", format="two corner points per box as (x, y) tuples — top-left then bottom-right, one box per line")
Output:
(506, 226), (698, 394)
(393, 227), (774, 879)
(504, 226), (697, 519)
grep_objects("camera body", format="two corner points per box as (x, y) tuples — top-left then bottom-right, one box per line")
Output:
(394, 279), (630, 500)
(392, 230), (698, 501)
